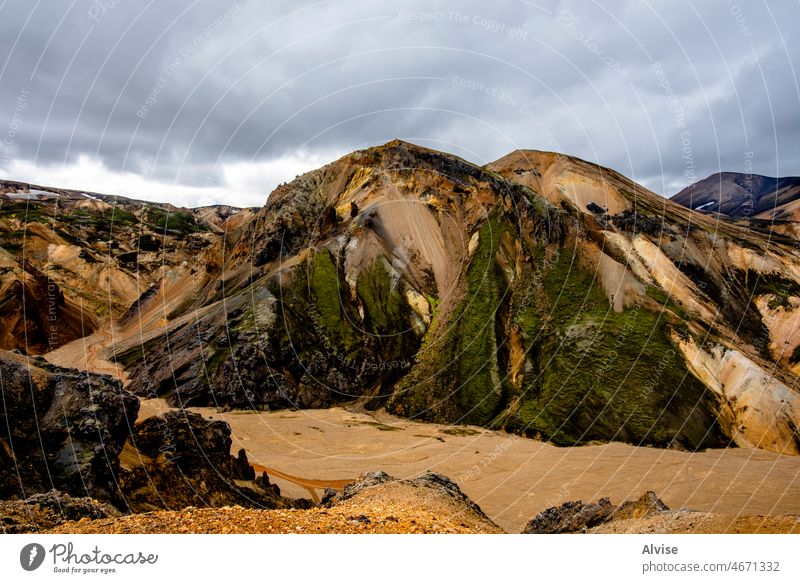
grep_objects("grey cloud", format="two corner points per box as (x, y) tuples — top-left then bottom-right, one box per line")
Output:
(0, 0), (798, 203)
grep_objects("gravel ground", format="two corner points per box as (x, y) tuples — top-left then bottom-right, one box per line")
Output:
(589, 511), (800, 534)
(47, 481), (503, 534)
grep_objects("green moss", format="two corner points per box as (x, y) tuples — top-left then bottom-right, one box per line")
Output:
(505, 247), (725, 450)
(0, 230), (25, 252)
(105, 206), (138, 226)
(357, 256), (402, 335)
(425, 293), (440, 315)
(452, 217), (509, 425)
(308, 249), (359, 352)
(0, 201), (50, 223)
(644, 285), (688, 319)
(145, 208), (203, 234)
(746, 271), (800, 309)
(388, 215), (511, 424)
(204, 343), (231, 374)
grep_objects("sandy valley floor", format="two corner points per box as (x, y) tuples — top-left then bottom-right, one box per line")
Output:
(139, 400), (800, 533)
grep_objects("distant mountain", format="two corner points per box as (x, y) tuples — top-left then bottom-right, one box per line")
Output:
(671, 172), (800, 222)
(2, 142), (800, 456)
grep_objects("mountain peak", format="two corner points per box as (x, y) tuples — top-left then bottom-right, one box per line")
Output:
(672, 171), (800, 228)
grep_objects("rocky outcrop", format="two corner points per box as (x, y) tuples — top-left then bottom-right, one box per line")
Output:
(0, 259), (93, 354)
(336, 470), (395, 501)
(0, 489), (120, 533)
(332, 470), (495, 525)
(119, 410), (307, 512)
(522, 492), (669, 533)
(610, 491), (669, 522)
(522, 499), (615, 534)
(46, 469), (505, 534)
(0, 350), (309, 522)
(0, 350), (139, 502)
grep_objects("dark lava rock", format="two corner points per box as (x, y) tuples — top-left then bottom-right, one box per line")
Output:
(0, 489), (119, 533)
(119, 410), (307, 512)
(0, 350), (311, 515)
(409, 471), (493, 521)
(320, 488), (338, 506)
(522, 498), (615, 534)
(0, 350), (139, 503)
(610, 209), (667, 236)
(522, 492), (670, 533)
(586, 201), (606, 215)
(233, 448), (256, 480)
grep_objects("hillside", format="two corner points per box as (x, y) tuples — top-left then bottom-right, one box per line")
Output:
(2, 142), (800, 456)
(0, 179), (257, 354)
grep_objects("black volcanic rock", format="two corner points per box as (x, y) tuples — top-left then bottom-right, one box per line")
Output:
(337, 471), (395, 501)
(0, 350), (309, 515)
(522, 492), (669, 533)
(522, 498), (615, 534)
(119, 410), (306, 512)
(0, 351), (139, 502)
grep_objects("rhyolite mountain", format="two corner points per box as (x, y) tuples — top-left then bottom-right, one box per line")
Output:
(2, 141), (800, 455)
(0, 179), (255, 354)
(671, 172), (800, 239)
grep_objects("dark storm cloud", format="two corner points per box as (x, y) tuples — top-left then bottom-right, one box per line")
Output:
(0, 0), (798, 204)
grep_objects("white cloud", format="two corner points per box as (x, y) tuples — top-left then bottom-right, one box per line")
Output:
(0, 151), (341, 208)
(222, 150), (341, 204)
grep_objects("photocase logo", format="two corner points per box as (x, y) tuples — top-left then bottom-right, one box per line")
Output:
(20, 543), (46, 571)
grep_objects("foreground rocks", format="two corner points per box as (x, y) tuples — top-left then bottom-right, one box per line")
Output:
(589, 511), (800, 534)
(0, 350), (309, 518)
(333, 470), (495, 524)
(0, 490), (120, 533)
(48, 471), (503, 534)
(521, 491), (798, 534)
(0, 351), (139, 502)
(41, 478), (800, 534)
(119, 410), (305, 512)
(522, 492), (669, 534)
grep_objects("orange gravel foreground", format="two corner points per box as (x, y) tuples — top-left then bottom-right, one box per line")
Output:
(49, 481), (503, 534)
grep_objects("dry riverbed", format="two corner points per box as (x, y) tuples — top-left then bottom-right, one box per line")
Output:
(138, 400), (800, 534)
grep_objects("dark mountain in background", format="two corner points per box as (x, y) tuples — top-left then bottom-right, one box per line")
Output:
(671, 172), (800, 229)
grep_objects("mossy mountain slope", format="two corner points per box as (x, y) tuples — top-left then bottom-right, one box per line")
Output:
(113, 142), (800, 454)
(3, 143), (800, 454)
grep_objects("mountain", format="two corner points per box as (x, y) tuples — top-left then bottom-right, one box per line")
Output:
(2, 141), (800, 457)
(0, 179), (256, 353)
(671, 172), (800, 237)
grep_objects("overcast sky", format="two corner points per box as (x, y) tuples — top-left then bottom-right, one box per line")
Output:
(0, 0), (798, 207)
